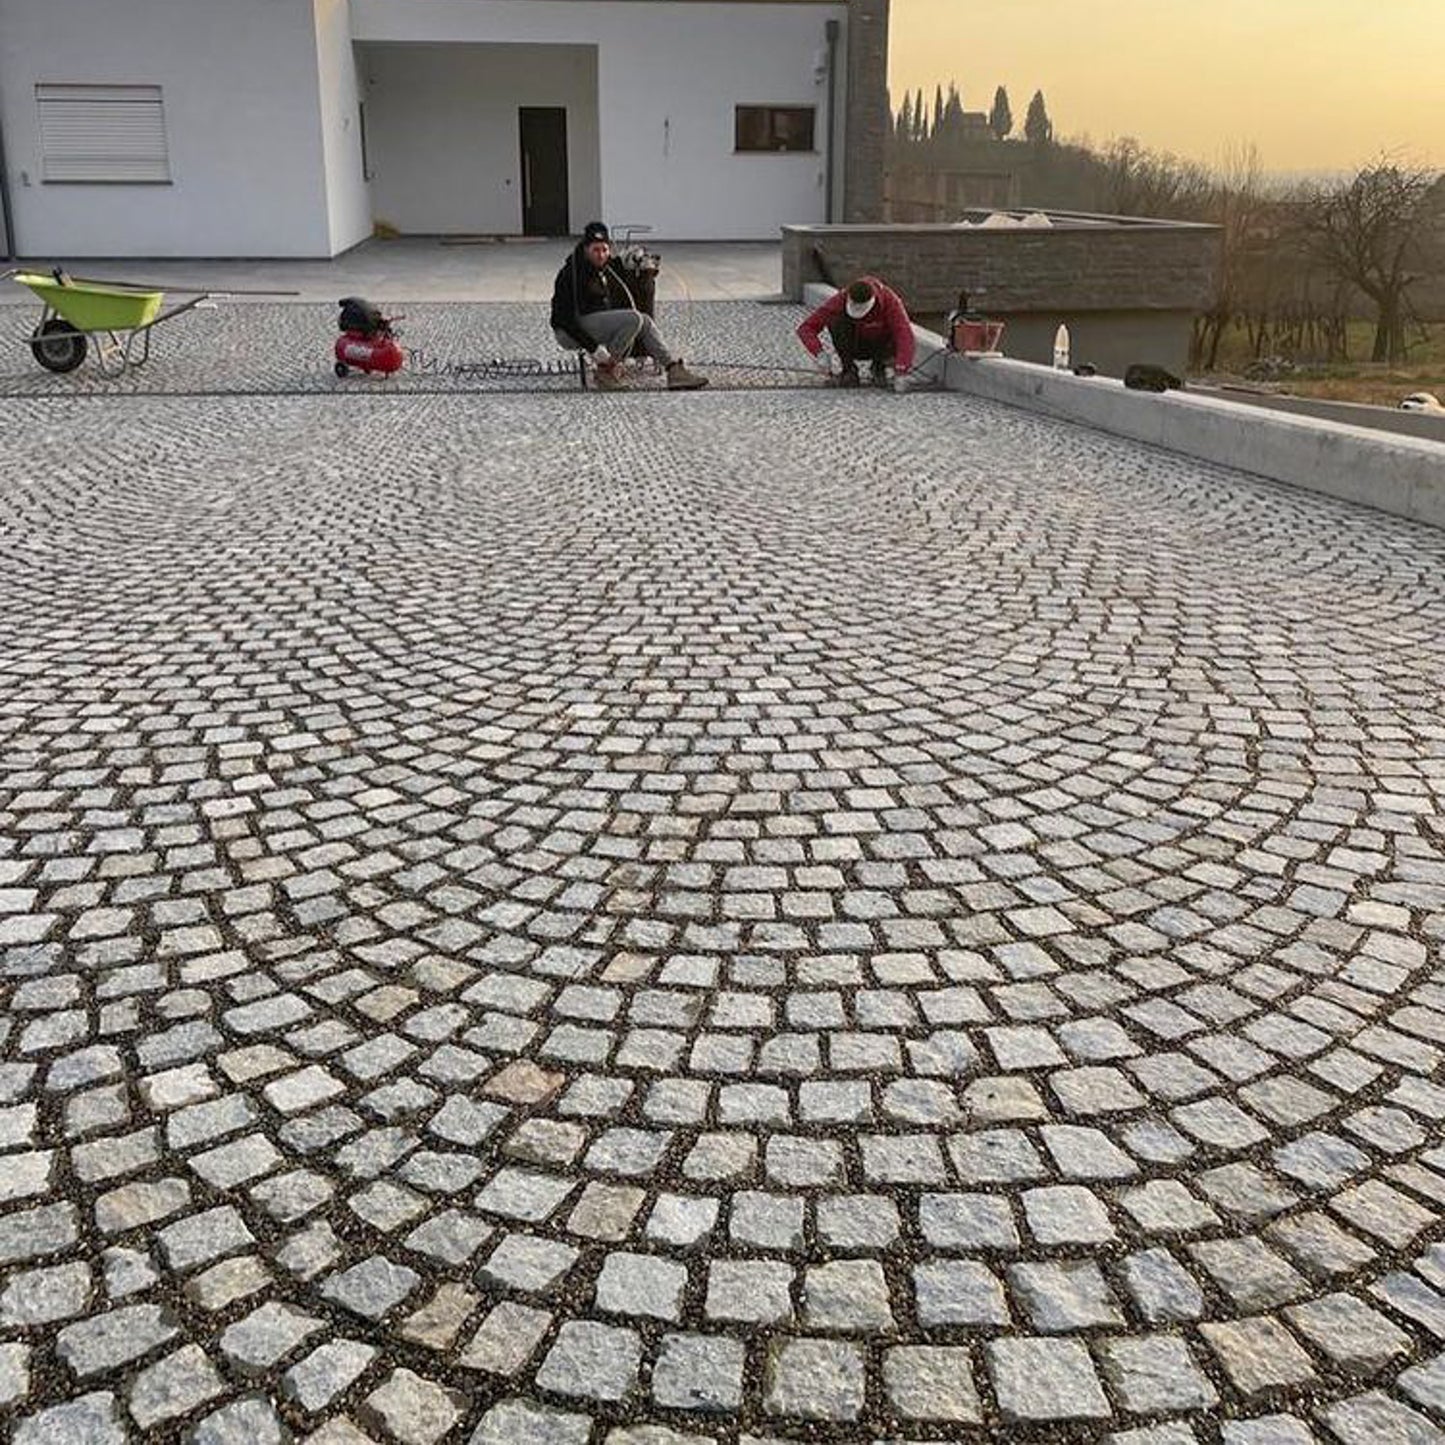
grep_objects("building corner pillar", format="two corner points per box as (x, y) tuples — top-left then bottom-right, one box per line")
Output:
(843, 0), (890, 223)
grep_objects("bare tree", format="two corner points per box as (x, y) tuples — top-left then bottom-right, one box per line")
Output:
(1193, 144), (1267, 370)
(1100, 138), (1213, 220)
(1297, 160), (1445, 363)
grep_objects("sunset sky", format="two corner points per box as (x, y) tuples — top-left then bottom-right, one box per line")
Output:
(889, 0), (1443, 175)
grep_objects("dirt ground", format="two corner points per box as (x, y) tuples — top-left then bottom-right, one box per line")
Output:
(1201, 320), (1445, 410)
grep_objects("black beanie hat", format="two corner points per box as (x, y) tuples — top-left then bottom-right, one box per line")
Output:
(583, 221), (610, 244)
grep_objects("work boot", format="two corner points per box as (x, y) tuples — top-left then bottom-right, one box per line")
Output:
(666, 359), (709, 391)
(836, 365), (861, 389)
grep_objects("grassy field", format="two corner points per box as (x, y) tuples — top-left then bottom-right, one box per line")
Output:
(1203, 320), (1445, 408)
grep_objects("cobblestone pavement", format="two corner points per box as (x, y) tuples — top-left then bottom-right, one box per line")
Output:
(2, 319), (1445, 1445)
(0, 302), (826, 398)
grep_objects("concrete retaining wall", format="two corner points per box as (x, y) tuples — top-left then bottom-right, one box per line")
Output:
(1190, 386), (1445, 446)
(945, 352), (1445, 530)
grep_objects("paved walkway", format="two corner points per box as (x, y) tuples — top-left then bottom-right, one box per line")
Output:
(2, 303), (1445, 1444)
(0, 301), (822, 398)
(1, 238), (783, 304)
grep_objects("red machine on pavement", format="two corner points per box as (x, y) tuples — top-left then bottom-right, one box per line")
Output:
(333, 296), (404, 377)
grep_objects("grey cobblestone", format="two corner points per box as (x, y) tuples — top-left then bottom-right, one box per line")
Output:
(127, 1343), (226, 1428)
(763, 1336), (866, 1420)
(13, 1391), (127, 1445)
(988, 1336), (1112, 1422)
(536, 1321), (642, 1402)
(4, 302), (1445, 1438)
(883, 1344), (983, 1422)
(283, 1337), (377, 1412)
(651, 1332), (745, 1413)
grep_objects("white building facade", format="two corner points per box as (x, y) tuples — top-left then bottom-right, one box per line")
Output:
(0, 0), (889, 257)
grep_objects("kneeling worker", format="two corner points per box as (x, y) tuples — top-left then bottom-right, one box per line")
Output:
(798, 277), (915, 387)
(551, 222), (708, 391)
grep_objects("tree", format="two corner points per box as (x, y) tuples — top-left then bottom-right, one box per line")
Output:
(895, 91), (913, 142)
(1297, 160), (1445, 362)
(1024, 90), (1053, 145)
(942, 84), (965, 142)
(932, 85), (945, 140)
(990, 86), (1013, 141)
(1192, 143), (1269, 370)
(912, 90), (927, 143)
(1101, 137), (1212, 219)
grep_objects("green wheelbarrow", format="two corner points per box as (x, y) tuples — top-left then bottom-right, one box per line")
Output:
(5, 268), (295, 378)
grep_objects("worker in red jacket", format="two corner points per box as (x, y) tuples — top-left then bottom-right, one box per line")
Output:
(797, 277), (916, 388)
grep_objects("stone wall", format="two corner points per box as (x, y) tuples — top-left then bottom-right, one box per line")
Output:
(784, 217), (1219, 312)
(784, 215), (1220, 373)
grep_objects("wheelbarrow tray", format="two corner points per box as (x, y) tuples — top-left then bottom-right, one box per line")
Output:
(11, 272), (164, 330)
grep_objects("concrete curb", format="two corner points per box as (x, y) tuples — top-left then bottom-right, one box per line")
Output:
(942, 353), (1445, 529)
(799, 282), (1445, 531)
(1190, 384), (1445, 446)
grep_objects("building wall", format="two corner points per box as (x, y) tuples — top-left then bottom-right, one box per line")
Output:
(841, 0), (887, 222)
(350, 0), (848, 240)
(316, 0), (373, 255)
(0, 0), (339, 257)
(360, 43), (600, 236)
(0, 0), (871, 255)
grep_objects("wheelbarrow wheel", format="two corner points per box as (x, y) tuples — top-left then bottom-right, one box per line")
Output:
(334, 361), (350, 378)
(31, 319), (87, 374)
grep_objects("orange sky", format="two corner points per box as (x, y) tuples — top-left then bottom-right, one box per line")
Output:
(889, 0), (1444, 174)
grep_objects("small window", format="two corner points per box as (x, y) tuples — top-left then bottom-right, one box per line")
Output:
(37, 83), (170, 183)
(735, 106), (815, 154)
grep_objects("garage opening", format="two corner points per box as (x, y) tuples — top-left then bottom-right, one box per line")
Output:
(357, 42), (600, 237)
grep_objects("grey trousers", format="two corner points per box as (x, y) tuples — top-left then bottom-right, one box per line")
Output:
(556, 309), (674, 367)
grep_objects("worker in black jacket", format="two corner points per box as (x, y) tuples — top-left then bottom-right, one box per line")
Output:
(551, 222), (707, 391)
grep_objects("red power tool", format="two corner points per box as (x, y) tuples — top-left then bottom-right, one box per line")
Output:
(333, 296), (404, 377)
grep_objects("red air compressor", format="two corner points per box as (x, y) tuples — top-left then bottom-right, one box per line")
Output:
(333, 296), (404, 377)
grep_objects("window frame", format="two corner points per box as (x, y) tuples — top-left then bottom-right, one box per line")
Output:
(734, 105), (817, 155)
(36, 83), (171, 185)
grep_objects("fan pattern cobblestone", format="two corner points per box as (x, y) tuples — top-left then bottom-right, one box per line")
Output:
(0, 301), (822, 397)
(2, 332), (1445, 1444)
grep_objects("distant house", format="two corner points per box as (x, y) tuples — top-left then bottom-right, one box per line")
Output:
(0, 0), (891, 257)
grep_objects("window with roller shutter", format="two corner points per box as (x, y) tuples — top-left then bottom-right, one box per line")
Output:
(36, 83), (171, 184)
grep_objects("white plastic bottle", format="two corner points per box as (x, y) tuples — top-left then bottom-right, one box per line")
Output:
(1053, 323), (1071, 370)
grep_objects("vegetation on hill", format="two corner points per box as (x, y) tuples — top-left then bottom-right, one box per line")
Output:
(889, 84), (1445, 392)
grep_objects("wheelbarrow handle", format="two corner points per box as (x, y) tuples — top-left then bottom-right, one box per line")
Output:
(57, 273), (301, 297)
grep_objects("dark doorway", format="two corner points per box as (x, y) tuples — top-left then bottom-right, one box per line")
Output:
(519, 107), (569, 236)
